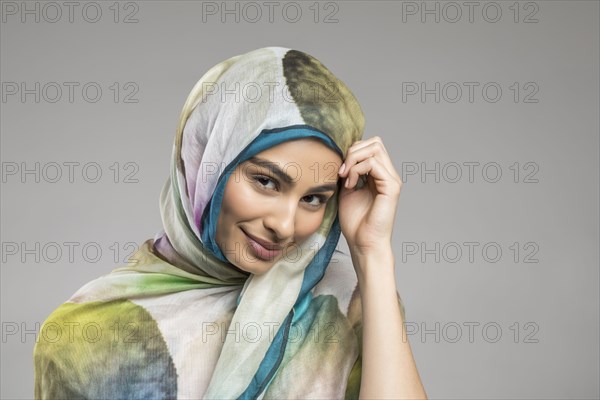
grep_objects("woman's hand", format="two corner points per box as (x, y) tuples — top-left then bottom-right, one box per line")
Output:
(337, 136), (403, 259)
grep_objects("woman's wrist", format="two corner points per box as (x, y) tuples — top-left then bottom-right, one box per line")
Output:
(349, 244), (396, 288)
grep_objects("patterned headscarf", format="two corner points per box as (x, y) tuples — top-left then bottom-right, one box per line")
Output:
(33, 47), (400, 399)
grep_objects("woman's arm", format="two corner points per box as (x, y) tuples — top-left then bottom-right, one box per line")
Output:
(336, 136), (427, 399)
(353, 247), (427, 399)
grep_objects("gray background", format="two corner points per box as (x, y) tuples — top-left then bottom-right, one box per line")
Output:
(1, 1), (598, 399)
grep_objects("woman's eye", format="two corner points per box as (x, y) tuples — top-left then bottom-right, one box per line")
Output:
(303, 194), (328, 208)
(254, 175), (277, 190)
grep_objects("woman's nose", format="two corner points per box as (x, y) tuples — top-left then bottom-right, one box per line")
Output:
(263, 199), (296, 241)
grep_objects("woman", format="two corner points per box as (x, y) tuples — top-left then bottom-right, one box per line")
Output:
(33, 47), (427, 399)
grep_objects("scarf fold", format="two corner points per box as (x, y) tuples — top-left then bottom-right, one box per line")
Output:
(34, 47), (405, 399)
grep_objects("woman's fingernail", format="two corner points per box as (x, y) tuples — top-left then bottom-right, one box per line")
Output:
(339, 163), (346, 175)
(345, 178), (350, 188)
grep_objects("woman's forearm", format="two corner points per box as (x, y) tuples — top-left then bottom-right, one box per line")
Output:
(353, 247), (428, 400)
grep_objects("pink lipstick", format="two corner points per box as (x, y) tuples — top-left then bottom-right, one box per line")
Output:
(242, 229), (283, 261)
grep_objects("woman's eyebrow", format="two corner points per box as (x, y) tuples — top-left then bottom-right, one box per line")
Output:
(247, 156), (338, 192)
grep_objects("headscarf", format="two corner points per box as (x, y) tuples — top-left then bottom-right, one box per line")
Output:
(33, 47), (404, 399)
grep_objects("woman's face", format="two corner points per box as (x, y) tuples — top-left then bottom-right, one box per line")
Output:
(215, 138), (342, 275)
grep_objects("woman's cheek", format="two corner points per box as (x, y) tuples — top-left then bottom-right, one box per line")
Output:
(229, 180), (263, 216)
(295, 210), (326, 242)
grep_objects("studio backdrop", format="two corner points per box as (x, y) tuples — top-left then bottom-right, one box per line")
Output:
(1, 1), (598, 399)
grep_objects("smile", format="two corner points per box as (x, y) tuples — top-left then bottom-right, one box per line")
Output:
(241, 229), (283, 261)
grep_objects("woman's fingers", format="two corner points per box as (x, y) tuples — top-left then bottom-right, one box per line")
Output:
(343, 155), (400, 197)
(339, 136), (401, 185)
(344, 155), (377, 188)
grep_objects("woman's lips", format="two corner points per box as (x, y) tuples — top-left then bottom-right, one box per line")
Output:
(242, 229), (283, 261)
